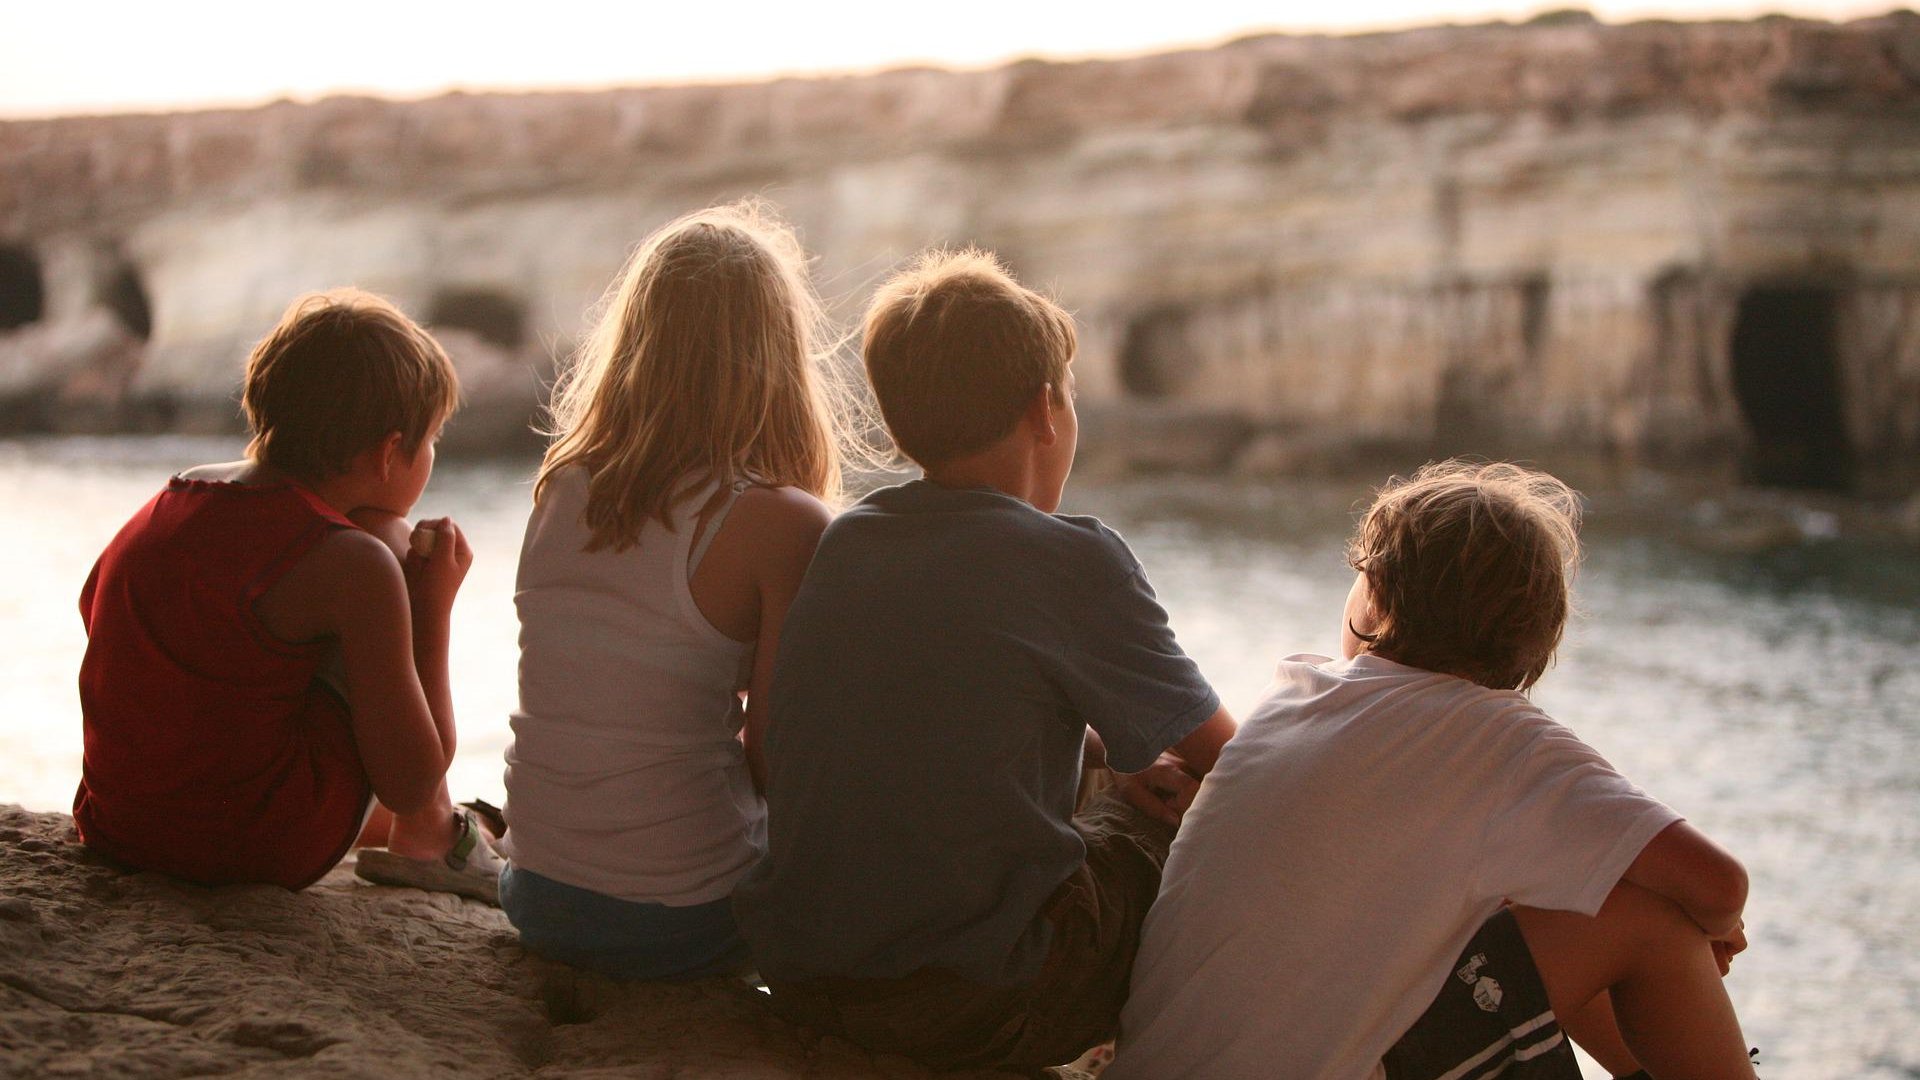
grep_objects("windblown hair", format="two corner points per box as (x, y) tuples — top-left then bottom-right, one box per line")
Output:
(862, 248), (1076, 468)
(535, 201), (855, 552)
(243, 288), (458, 480)
(1346, 460), (1582, 692)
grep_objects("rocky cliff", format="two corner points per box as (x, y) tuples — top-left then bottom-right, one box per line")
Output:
(0, 805), (1084, 1079)
(3, 13), (1919, 488)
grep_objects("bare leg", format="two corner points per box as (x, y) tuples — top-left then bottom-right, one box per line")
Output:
(341, 510), (463, 863)
(383, 778), (458, 860)
(1514, 883), (1754, 1080)
(353, 793), (457, 858)
(355, 803), (395, 848)
(1556, 990), (1642, 1077)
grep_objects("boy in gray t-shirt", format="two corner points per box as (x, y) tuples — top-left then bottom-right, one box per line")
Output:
(733, 250), (1234, 1072)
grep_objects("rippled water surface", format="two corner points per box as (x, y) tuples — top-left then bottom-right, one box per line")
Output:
(3, 436), (1916, 1079)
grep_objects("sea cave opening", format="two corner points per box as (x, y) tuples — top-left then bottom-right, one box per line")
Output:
(0, 245), (46, 331)
(428, 286), (527, 350)
(103, 261), (153, 340)
(1728, 284), (1851, 491)
(1118, 304), (1193, 400)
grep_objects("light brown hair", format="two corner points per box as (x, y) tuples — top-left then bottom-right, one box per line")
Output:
(862, 249), (1076, 468)
(1346, 460), (1582, 692)
(243, 288), (459, 480)
(535, 200), (856, 552)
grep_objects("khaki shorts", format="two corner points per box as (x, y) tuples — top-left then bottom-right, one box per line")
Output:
(764, 789), (1173, 1072)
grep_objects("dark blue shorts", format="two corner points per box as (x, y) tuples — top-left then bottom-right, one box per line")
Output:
(500, 863), (752, 981)
(1383, 908), (1581, 1080)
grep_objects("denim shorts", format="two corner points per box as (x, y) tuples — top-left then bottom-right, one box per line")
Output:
(499, 863), (752, 981)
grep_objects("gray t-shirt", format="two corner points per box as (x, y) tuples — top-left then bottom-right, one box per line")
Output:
(733, 480), (1220, 985)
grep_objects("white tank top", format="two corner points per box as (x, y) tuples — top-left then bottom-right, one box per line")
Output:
(502, 467), (759, 905)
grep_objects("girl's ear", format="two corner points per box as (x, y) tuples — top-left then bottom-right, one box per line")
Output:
(1026, 384), (1058, 446)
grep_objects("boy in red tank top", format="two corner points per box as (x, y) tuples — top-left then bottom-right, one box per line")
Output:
(75, 288), (503, 901)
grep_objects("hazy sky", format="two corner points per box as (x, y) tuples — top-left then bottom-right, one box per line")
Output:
(0, 0), (1895, 118)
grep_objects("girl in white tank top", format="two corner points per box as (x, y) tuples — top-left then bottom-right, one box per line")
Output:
(499, 200), (862, 980)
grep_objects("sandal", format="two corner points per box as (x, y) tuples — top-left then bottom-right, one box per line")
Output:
(458, 798), (507, 841)
(354, 808), (506, 905)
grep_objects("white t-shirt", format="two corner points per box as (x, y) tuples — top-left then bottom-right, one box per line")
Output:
(502, 468), (760, 906)
(1111, 653), (1680, 1080)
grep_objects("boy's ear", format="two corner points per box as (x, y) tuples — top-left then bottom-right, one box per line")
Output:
(376, 430), (406, 480)
(1026, 384), (1058, 446)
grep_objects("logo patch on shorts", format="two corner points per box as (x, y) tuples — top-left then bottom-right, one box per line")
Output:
(1455, 953), (1503, 1012)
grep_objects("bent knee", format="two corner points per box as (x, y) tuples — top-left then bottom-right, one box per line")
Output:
(1596, 880), (1710, 954)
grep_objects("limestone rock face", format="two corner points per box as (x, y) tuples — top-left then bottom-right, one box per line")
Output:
(0, 806), (1054, 1079)
(2, 14), (1918, 489)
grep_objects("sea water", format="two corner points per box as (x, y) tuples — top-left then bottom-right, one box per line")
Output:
(3, 435), (1915, 1079)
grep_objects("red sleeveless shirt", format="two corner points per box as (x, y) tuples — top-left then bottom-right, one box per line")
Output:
(75, 477), (372, 889)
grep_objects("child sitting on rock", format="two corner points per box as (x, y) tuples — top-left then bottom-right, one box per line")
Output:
(732, 249), (1236, 1071)
(1112, 460), (1757, 1080)
(498, 202), (855, 981)
(75, 289), (503, 901)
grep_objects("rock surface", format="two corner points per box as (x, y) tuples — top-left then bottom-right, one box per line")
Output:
(2, 14), (1918, 488)
(0, 806), (1072, 1080)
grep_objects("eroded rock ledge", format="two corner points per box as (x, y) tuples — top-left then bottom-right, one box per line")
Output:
(0, 806), (1069, 1079)
(4, 15), (1919, 490)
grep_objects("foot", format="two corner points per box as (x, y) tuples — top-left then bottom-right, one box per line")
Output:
(355, 809), (505, 905)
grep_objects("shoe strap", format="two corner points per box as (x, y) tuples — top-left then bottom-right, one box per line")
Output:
(445, 810), (478, 871)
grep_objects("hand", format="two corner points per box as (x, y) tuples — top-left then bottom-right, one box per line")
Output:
(1117, 754), (1202, 827)
(408, 520), (439, 560)
(1710, 920), (1747, 977)
(403, 517), (472, 619)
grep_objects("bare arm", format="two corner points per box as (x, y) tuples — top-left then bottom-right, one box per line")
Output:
(268, 529), (449, 814)
(739, 489), (832, 795)
(402, 517), (469, 763)
(1117, 704), (1237, 826)
(346, 507), (467, 761)
(1622, 819), (1749, 940)
(1166, 705), (1236, 777)
(689, 486), (832, 795)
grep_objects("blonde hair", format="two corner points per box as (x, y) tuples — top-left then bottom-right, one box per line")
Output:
(863, 248), (1076, 468)
(536, 201), (851, 552)
(243, 288), (458, 481)
(1346, 460), (1582, 692)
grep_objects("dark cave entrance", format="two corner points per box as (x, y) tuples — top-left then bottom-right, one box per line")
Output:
(1518, 274), (1550, 365)
(103, 262), (153, 340)
(428, 287), (527, 350)
(1117, 305), (1193, 399)
(0, 245), (46, 330)
(1728, 284), (1851, 490)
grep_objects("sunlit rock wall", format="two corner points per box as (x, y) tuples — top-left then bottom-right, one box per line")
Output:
(3, 13), (1919, 487)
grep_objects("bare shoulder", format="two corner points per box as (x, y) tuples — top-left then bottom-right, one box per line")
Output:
(736, 485), (833, 545)
(311, 522), (401, 568)
(297, 526), (404, 590)
(730, 487), (831, 586)
(176, 460), (256, 482)
(346, 507), (413, 563)
(257, 527), (403, 642)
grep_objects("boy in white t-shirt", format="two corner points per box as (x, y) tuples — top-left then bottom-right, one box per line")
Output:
(1113, 461), (1757, 1080)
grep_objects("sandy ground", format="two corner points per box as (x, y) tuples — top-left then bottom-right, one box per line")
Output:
(0, 806), (1089, 1079)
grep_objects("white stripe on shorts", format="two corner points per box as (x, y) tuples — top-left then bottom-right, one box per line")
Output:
(1432, 1011), (1561, 1080)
